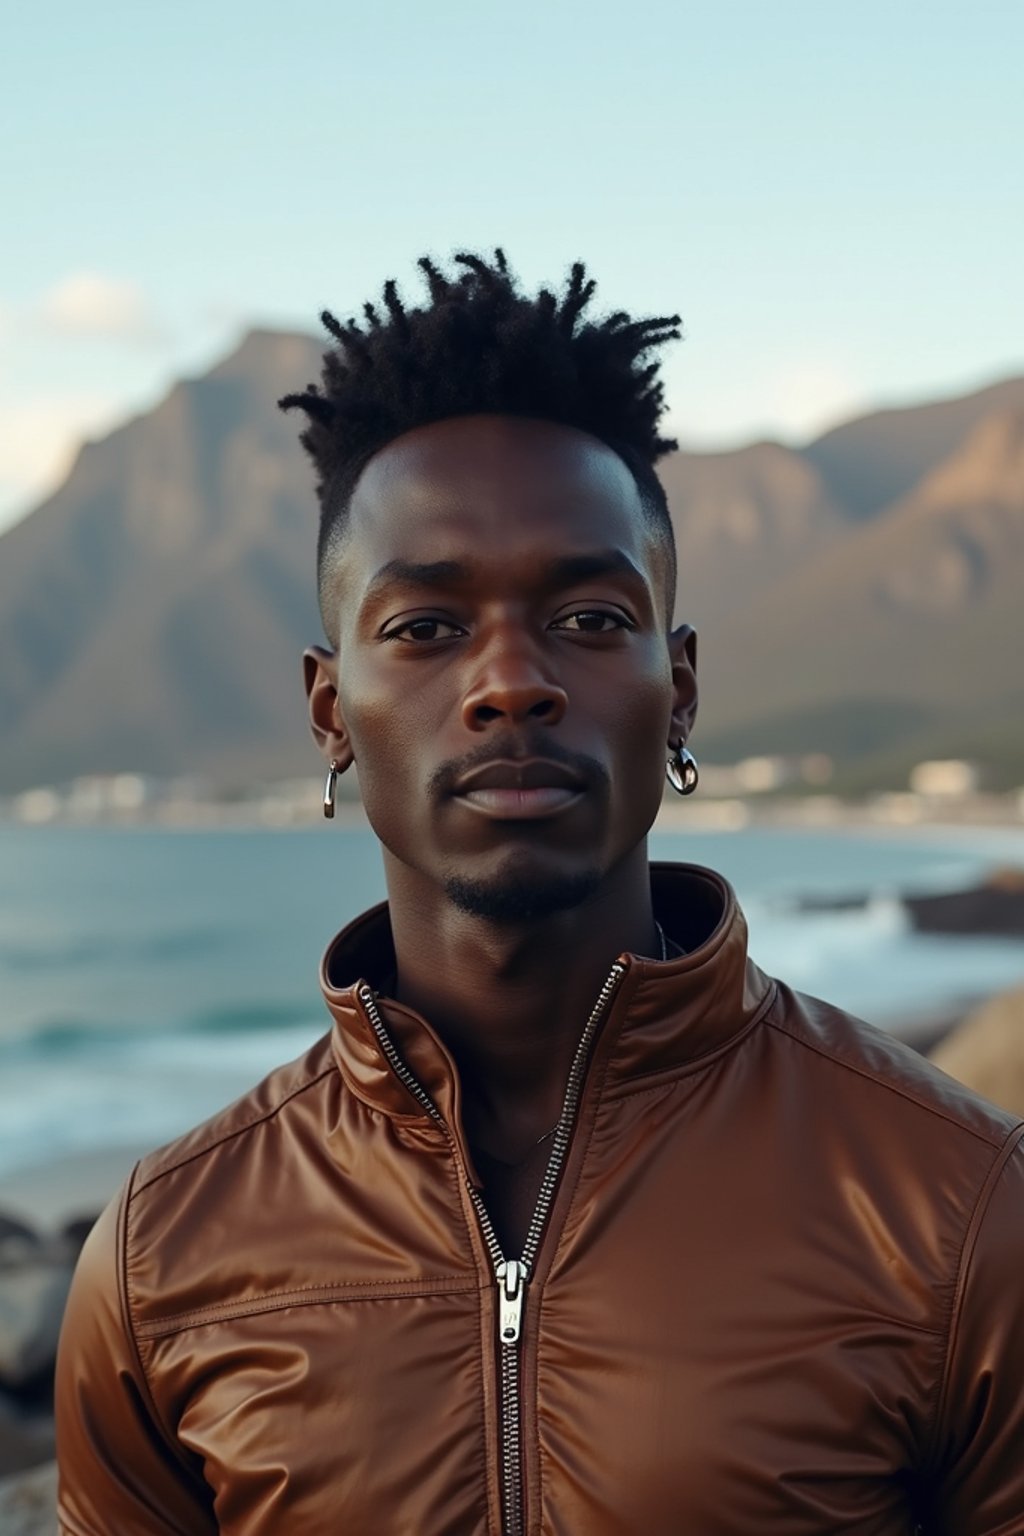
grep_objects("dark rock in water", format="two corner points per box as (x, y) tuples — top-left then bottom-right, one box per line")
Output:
(904, 868), (1024, 936)
(792, 892), (872, 914)
(0, 1459), (57, 1536)
(794, 866), (1024, 938)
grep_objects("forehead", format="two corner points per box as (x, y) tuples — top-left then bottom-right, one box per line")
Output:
(336, 415), (656, 598)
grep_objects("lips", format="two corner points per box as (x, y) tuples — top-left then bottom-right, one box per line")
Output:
(452, 759), (586, 820)
(454, 759), (585, 794)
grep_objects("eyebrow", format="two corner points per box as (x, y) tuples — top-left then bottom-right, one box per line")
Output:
(544, 550), (648, 589)
(364, 549), (647, 601)
(364, 559), (469, 600)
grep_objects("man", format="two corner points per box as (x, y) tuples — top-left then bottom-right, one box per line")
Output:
(56, 252), (1024, 1534)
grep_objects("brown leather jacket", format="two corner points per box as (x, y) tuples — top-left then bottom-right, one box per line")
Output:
(56, 865), (1024, 1534)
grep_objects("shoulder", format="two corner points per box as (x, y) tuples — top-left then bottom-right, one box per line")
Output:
(132, 1030), (339, 1195)
(765, 979), (1022, 1152)
(66, 1032), (340, 1308)
(117, 1033), (341, 1315)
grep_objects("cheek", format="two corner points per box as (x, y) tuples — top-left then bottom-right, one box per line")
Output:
(336, 656), (447, 850)
(620, 677), (670, 734)
(337, 651), (410, 761)
(606, 650), (674, 743)
(345, 693), (405, 766)
(339, 686), (424, 858)
(336, 665), (415, 823)
(603, 661), (673, 807)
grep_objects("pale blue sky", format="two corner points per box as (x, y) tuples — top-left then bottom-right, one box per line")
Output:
(1, 0), (1021, 531)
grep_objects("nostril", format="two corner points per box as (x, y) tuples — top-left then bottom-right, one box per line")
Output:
(464, 676), (568, 730)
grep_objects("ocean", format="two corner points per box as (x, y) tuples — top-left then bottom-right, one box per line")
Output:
(2, 821), (1024, 1182)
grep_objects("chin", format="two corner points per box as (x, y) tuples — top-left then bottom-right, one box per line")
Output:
(443, 852), (602, 926)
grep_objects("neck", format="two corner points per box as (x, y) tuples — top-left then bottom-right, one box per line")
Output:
(382, 845), (658, 1154)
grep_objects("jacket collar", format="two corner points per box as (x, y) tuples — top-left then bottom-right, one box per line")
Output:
(320, 863), (773, 1127)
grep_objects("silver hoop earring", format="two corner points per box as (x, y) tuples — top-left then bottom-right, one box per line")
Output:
(323, 760), (340, 819)
(666, 743), (699, 796)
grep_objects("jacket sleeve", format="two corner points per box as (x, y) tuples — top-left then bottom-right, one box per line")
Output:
(928, 1129), (1024, 1534)
(55, 1180), (217, 1536)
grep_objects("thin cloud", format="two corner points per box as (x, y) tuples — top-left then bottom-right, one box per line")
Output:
(667, 356), (868, 450)
(765, 361), (867, 444)
(0, 395), (124, 532)
(38, 273), (161, 343)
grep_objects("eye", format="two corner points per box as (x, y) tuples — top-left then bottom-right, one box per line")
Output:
(381, 616), (465, 643)
(551, 609), (633, 634)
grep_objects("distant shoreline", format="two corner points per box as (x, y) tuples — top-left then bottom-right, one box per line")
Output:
(0, 792), (1021, 834)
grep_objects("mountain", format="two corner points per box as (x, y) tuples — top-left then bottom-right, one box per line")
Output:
(803, 376), (1024, 520)
(0, 330), (325, 790)
(660, 441), (849, 617)
(692, 409), (1024, 786)
(0, 335), (1022, 794)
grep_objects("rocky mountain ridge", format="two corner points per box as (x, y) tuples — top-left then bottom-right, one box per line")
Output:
(1, 332), (1021, 793)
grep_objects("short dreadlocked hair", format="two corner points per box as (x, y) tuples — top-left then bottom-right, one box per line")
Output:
(279, 250), (681, 637)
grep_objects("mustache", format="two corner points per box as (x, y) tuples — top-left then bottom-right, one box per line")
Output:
(428, 738), (610, 800)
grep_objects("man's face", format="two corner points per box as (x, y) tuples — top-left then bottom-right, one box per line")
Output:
(307, 414), (696, 922)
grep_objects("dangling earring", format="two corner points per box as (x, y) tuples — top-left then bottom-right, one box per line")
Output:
(323, 760), (340, 819)
(666, 742), (699, 796)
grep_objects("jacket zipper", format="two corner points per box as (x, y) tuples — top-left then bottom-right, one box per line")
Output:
(357, 961), (626, 1536)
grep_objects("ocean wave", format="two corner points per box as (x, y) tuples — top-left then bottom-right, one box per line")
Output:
(0, 1000), (325, 1055)
(0, 1021), (324, 1179)
(0, 925), (232, 973)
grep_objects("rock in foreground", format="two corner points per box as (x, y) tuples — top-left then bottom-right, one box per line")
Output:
(0, 1461), (55, 1536)
(930, 985), (1024, 1116)
(0, 1211), (98, 1488)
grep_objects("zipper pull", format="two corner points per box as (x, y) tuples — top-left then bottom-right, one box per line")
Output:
(497, 1259), (527, 1345)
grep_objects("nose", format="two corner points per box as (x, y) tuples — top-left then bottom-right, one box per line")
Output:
(461, 628), (568, 731)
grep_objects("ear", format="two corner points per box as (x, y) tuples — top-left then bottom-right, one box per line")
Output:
(667, 623), (698, 747)
(303, 646), (355, 771)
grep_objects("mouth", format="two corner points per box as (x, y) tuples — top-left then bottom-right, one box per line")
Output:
(451, 759), (586, 821)
(456, 785), (584, 819)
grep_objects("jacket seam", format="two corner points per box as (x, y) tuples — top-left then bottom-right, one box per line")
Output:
(923, 1121), (1024, 1473)
(119, 1162), (206, 1481)
(602, 980), (777, 1099)
(766, 1012), (1011, 1149)
(470, 1286), (497, 1536)
(135, 1276), (481, 1338)
(132, 1062), (339, 1194)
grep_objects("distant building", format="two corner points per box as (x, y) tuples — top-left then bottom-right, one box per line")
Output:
(909, 760), (979, 798)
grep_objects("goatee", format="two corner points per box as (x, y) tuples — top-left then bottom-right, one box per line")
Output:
(443, 866), (602, 925)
